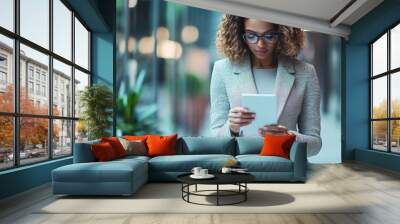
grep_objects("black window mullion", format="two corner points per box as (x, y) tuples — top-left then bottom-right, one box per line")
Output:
(48, 0), (54, 160)
(387, 30), (391, 153)
(74, 64), (90, 74)
(13, 0), (20, 167)
(88, 31), (91, 75)
(71, 10), (76, 154)
(370, 45), (373, 149)
(372, 118), (395, 121)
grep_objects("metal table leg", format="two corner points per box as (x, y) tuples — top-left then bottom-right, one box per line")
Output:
(245, 183), (247, 201)
(216, 184), (219, 206)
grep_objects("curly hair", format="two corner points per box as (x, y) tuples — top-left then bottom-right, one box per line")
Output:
(216, 15), (305, 63)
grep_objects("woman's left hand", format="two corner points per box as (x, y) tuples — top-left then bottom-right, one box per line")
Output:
(258, 124), (291, 136)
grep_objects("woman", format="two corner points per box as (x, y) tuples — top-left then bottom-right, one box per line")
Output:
(209, 15), (322, 157)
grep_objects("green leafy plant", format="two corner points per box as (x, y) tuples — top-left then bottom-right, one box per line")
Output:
(175, 73), (208, 98)
(79, 84), (113, 140)
(117, 69), (159, 135)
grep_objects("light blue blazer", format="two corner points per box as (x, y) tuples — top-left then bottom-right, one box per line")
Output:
(209, 55), (322, 157)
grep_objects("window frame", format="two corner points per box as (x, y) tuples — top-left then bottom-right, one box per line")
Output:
(0, 0), (92, 171)
(369, 20), (400, 154)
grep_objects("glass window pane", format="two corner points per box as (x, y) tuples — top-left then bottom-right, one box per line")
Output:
(0, 0), (14, 31)
(53, 119), (72, 157)
(391, 120), (400, 153)
(74, 69), (89, 118)
(53, 0), (72, 60)
(391, 24), (400, 70)
(75, 120), (88, 143)
(74, 18), (89, 70)
(0, 116), (14, 170)
(391, 72), (400, 118)
(20, 0), (49, 49)
(372, 77), (387, 119)
(20, 44), (49, 115)
(372, 121), (388, 151)
(53, 59), (72, 117)
(20, 117), (49, 165)
(0, 34), (14, 112)
(372, 33), (387, 76)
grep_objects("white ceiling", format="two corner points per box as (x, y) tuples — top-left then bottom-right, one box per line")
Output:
(227, 0), (353, 23)
(166, 0), (384, 38)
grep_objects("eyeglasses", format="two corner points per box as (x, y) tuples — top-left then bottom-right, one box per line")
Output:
(242, 32), (279, 44)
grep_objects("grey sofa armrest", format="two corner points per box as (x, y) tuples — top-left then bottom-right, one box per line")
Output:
(289, 142), (307, 182)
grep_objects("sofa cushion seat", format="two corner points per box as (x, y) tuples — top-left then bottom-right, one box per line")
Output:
(149, 154), (235, 172)
(53, 158), (147, 183)
(236, 155), (293, 172)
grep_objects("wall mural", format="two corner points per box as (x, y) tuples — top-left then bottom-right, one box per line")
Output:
(116, 0), (342, 163)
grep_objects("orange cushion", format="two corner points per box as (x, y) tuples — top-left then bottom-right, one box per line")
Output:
(124, 135), (148, 141)
(91, 142), (118, 162)
(259, 133), (296, 159)
(101, 137), (127, 158)
(146, 134), (178, 157)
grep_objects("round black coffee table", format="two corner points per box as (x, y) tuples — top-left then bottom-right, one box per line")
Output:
(177, 173), (255, 206)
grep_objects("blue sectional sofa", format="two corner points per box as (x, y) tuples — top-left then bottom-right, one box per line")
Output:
(52, 137), (307, 196)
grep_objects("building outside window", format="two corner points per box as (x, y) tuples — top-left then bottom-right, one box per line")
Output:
(54, 88), (58, 103)
(0, 71), (6, 84)
(0, 0), (91, 170)
(35, 70), (40, 81)
(41, 85), (46, 97)
(0, 54), (7, 67)
(35, 83), (40, 95)
(0, 71), (7, 91)
(41, 73), (46, 83)
(28, 66), (34, 79)
(28, 81), (34, 94)
(0, 54), (7, 88)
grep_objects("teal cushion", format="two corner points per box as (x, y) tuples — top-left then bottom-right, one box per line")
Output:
(236, 137), (264, 155)
(178, 137), (235, 155)
(236, 155), (293, 172)
(149, 154), (235, 172)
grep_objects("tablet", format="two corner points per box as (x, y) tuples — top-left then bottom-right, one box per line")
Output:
(241, 93), (277, 136)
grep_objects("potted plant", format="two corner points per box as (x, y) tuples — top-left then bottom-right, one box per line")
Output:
(79, 84), (113, 140)
(117, 69), (159, 135)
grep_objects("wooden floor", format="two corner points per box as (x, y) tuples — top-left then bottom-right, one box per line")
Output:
(1, 162), (400, 224)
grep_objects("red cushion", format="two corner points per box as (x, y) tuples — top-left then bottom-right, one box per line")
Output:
(101, 137), (127, 158)
(259, 133), (296, 159)
(146, 134), (178, 157)
(91, 142), (118, 161)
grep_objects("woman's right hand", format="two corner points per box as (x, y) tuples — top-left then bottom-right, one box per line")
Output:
(228, 107), (256, 134)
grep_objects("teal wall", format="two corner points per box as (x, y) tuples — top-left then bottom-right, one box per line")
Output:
(91, 0), (116, 88)
(0, 0), (116, 200)
(345, 0), (400, 171)
(0, 158), (72, 199)
(91, 0), (116, 135)
(92, 33), (114, 86)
